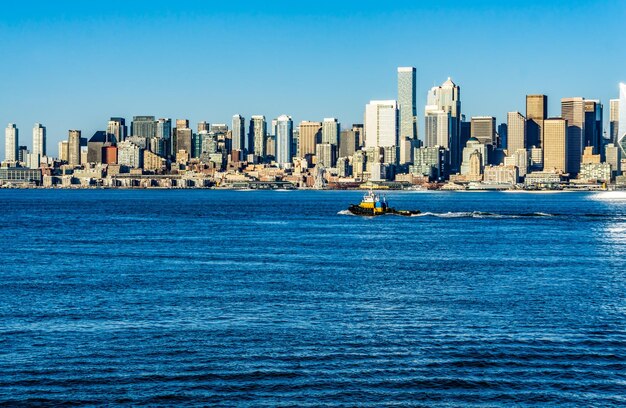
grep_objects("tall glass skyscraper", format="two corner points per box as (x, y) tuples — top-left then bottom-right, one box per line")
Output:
(249, 115), (267, 158)
(32, 123), (46, 158)
(398, 67), (417, 164)
(231, 115), (245, 158)
(425, 78), (461, 171)
(275, 115), (293, 166)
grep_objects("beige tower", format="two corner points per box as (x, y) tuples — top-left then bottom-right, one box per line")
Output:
(526, 94), (547, 148)
(543, 118), (568, 173)
(561, 97), (585, 175)
(298, 121), (322, 157)
(68, 130), (81, 166)
(507, 112), (526, 154)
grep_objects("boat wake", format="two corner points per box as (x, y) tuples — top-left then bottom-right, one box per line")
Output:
(337, 210), (356, 216)
(413, 211), (556, 218)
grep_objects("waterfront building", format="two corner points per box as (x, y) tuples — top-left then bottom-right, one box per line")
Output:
(543, 118), (568, 173)
(117, 140), (143, 168)
(610, 99), (619, 144)
(143, 149), (166, 172)
(483, 165), (519, 184)
(338, 130), (358, 158)
(32, 123), (46, 159)
(579, 161), (611, 182)
(410, 145), (448, 180)
(460, 137), (488, 176)
(232, 115), (245, 159)
(4, 124), (18, 163)
(398, 67), (417, 164)
(581, 146), (600, 164)
(561, 97), (585, 175)
(471, 116), (496, 145)
(506, 112), (526, 154)
(68, 130), (81, 166)
(131, 116), (156, 139)
(526, 94), (547, 148)
(275, 115), (293, 166)
(107, 117), (127, 143)
(322, 118), (340, 146)
(298, 121), (322, 157)
(0, 167), (42, 186)
(315, 143), (336, 168)
(249, 115), (266, 158)
(619, 83), (626, 155)
(365, 100), (398, 155)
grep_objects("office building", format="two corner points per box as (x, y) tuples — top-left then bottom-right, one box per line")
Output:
(619, 83), (626, 155)
(584, 100), (603, 152)
(249, 115), (266, 158)
(232, 115), (245, 159)
(117, 140), (143, 168)
(424, 109), (451, 148)
(526, 94), (547, 147)
(315, 143), (336, 168)
(561, 97), (585, 175)
(460, 137), (488, 175)
(411, 146), (448, 180)
(610, 99), (619, 145)
(107, 117), (127, 143)
(398, 67), (417, 164)
(471, 116), (496, 145)
(174, 119), (192, 158)
(58, 141), (69, 162)
(543, 118), (568, 173)
(605, 143), (621, 180)
(338, 130), (358, 158)
(197, 121), (210, 133)
(131, 116), (156, 139)
(322, 118), (340, 146)
(507, 112), (526, 154)
(296, 121), (320, 159)
(425, 78), (462, 169)
(365, 100), (398, 151)
(87, 131), (112, 163)
(32, 123), (46, 159)
(68, 130), (82, 166)
(275, 115), (293, 166)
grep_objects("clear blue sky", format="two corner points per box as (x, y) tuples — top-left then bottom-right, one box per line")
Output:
(0, 0), (624, 157)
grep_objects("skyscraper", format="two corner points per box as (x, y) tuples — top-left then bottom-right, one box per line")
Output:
(561, 97), (585, 175)
(107, 117), (127, 143)
(322, 118), (340, 146)
(156, 118), (172, 156)
(619, 83), (626, 156)
(249, 115), (267, 158)
(4, 124), (18, 163)
(298, 121), (322, 158)
(471, 116), (496, 145)
(68, 130), (82, 166)
(425, 78), (461, 169)
(197, 121), (210, 133)
(32, 123), (46, 159)
(506, 112), (526, 154)
(365, 100), (398, 149)
(526, 94), (547, 148)
(275, 115), (293, 166)
(231, 115), (245, 159)
(543, 118), (568, 173)
(583, 100), (603, 152)
(338, 130), (358, 158)
(424, 110), (451, 148)
(610, 99), (619, 144)
(131, 116), (156, 138)
(398, 67), (417, 164)
(175, 121), (192, 157)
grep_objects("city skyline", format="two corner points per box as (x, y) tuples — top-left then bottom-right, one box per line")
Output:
(1, 1), (624, 158)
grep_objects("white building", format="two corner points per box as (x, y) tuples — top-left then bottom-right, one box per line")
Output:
(398, 67), (417, 165)
(275, 115), (293, 166)
(365, 100), (398, 152)
(117, 140), (143, 168)
(321, 118), (339, 146)
(4, 124), (18, 163)
(507, 112), (526, 154)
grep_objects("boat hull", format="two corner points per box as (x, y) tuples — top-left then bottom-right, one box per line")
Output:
(347, 205), (420, 217)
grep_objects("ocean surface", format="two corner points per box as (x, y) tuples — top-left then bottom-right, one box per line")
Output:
(1, 189), (626, 406)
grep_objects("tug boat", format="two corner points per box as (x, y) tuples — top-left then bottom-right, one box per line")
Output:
(347, 190), (420, 217)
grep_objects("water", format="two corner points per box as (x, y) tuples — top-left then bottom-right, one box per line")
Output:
(1, 189), (625, 406)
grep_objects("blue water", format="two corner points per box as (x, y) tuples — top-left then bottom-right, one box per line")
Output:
(1, 189), (626, 406)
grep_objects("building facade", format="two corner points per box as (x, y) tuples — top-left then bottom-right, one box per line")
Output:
(561, 97), (585, 175)
(506, 112), (526, 154)
(543, 118), (568, 173)
(4, 124), (18, 163)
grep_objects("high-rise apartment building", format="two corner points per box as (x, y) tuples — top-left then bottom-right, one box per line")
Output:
(543, 118), (568, 173)
(231, 115), (245, 159)
(107, 117), (127, 143)
(365, 100), (398, 151)
(131, 116), (156, 139)
(275, 115), (293, 166)
(322, 118), (340, 146)
(68, 130), (82, 166)
(526, 94), (547, 148)
(298, 121), (322, 158)
(561, 97), (585, 175)
(619, 83), (626, 155)
(471, 116), (496, 145)
(249, 115), (267, 158)
(424, 110), (451, 148)
(4, 124), (18, 162)
(506, 112), (526, 154)
(610, 99), (619, 145)
(398, 67), (417, 164)
(32, 123), (46, 159)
